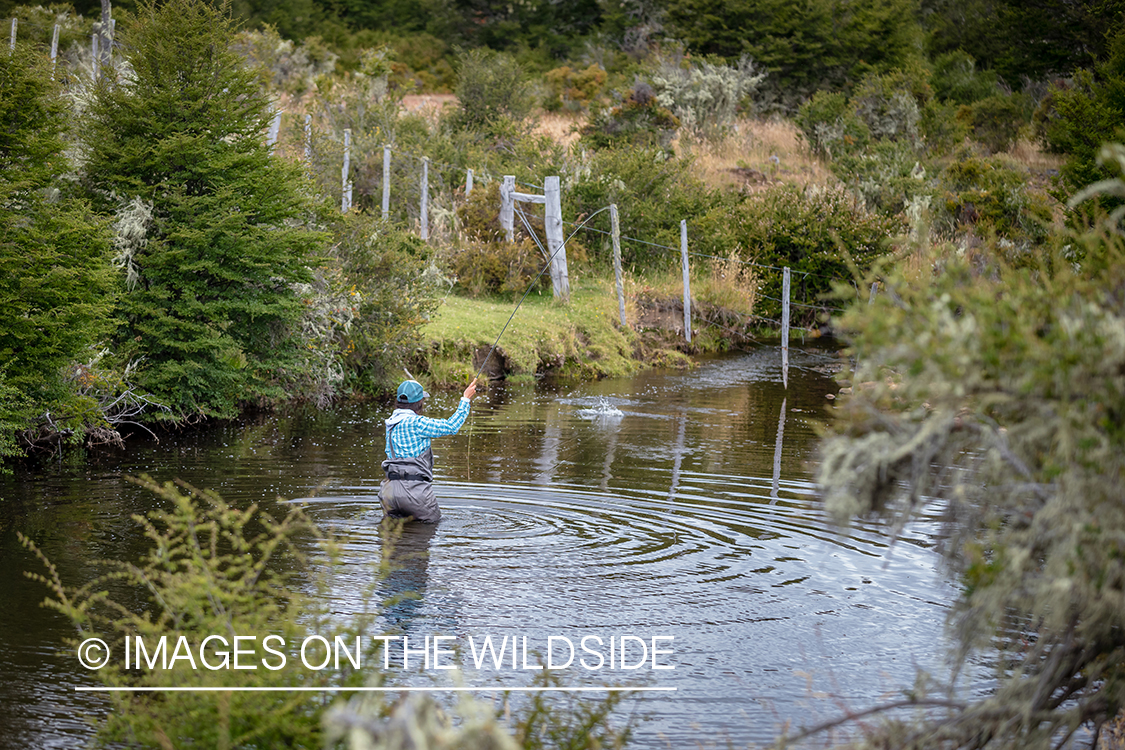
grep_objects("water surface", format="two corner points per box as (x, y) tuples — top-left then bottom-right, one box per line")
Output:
(0, 347), (957, 748)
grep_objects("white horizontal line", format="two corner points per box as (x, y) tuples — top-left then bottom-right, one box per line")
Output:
(75, 686), (675, 693)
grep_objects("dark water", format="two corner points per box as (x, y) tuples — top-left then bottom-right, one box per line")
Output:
(0, 347), (957, 748)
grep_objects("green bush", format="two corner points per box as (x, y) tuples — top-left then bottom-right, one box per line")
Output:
(832, 139), (931, 215)
(849, 67), (930, 145)
(930, 50), (1000, 105)
(794, 90), (870, 159)
(694, 185), (902, 321)
(580, 82), (681, 153)
(453, 48), (533, 134)
(958, 93), (1030, 154)
(648, 53), (766, 139)
(933, 154), (1053, 252)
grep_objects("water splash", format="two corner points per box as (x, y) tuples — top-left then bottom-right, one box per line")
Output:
(575, 396), (624, 420)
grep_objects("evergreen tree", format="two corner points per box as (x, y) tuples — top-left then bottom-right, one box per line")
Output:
(83, 0), (323, 419)
(664, 0), (923, 98)
(0, 43), (115, 457)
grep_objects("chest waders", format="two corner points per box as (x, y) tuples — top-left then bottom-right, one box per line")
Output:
(379, 422), (442, 523)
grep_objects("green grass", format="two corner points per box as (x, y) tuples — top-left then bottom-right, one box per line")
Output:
(421, 278), (647, 386)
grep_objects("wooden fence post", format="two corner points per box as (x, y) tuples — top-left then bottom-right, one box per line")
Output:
(267, 109), (281, 152)
(381, 145), (391, 220)
(681, 219), (691, 343)
(869, 281), (878, 305)
(303, 114), (311, 161)
(420, 157), (429, 240)
(99, 0), (111, 71)
(465, 168), (473, 197)
(781, 266), (790, 389)
(544, 176), (569, 301)
(50, 24), (59, 76)
(610, 204), (626, 327)
(500, 175), (515, 242)
(91, 33), (99, 79)
(9, 18), (15, 51)
(341, 128), (351, 213)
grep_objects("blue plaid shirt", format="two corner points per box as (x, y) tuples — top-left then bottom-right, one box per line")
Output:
(384, 398), (471, 459)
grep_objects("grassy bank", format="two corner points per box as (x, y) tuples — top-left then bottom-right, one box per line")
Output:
(416, 276), (712, 387)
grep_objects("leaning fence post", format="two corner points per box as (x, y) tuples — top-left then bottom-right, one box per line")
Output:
(465, 168), (473, 197)
(611, 204), (626, 327)
(544, 176), (569, 301)
(420, 157), (429, 240)
(500, 175), (515, 242)
(381, 145), (391, 220)
(781, 266), (791, 389)
(341, 128), (351, 213)
(681, 219), (691, 343)
(50, 24), (59, 76)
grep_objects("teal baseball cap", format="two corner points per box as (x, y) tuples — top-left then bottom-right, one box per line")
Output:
(396, 380), (429, 404)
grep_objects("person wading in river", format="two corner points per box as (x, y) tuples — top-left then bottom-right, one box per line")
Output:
(379, 378), (478, 523)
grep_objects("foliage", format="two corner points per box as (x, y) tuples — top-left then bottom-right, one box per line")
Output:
(567, 145), (716, 267)
(20, 476), (368, 748)
(957, 93), (1030, 154)
(932, 154), (1053, 252)
(664, 0), (924, 106)
(327, 216), (445, 397)
(580, 82), (680, 152)
(231, 25), (339, 98)
(0, 42), (116, 458)
(795, 90), (870, 159)
(832, 139), (929, 215)
(816, 230), (1125, 750)
(1069, 143), (1125, 230)
(647, 53), (766, 138)
(694, 184), (902, 322)
(849, 67), (930, 146)
(452, 48), (532, 135)
(542, 63), (608, 112)
(82, 0), (323, 419)
(1035, 27), (1125, 207)
(930, 50), (999, 105)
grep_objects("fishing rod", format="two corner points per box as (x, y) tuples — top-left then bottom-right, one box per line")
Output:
(473, 204), (614, 381)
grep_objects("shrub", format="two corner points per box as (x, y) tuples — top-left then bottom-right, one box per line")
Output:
(958, 93), (1030, 154)
(832, 139), (931, 215)
(580, 82), (681, 152)
(933, 154), (1053, 252)
(694, 185), (902, 322)
(648, 54), (766, 139)
(794, 90), (870, 159)
(849, 67), (930, 146)
(453, 48), (532, 134)
(543, 64), (609, 112)
(931, 50), (1000, 105)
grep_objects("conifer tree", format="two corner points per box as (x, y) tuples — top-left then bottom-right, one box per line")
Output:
(0, 43), (115, 456)
(83, 0), (321, 418)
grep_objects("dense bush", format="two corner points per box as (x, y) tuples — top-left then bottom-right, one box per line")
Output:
(580, 82), (681, 152)
(832, 139), (930, 215)
(958, 93), (1030, 154)
(542, 63), (609, 112)
(795, 90), (870, 159)
(930, 50), (1000, 105)
(648, 53), (766, 138)
(452, 48), (533, 134)
(694, 185), (902, 321)
(1036, 27), (1125, 202)
(933, 154), (1053, 251)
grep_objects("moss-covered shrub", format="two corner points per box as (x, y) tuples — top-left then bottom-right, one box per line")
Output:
(832, 139), (931, 215)
(850, 67), (931, 145)
(648, 54), (766, 139)
(694, 185), (902, 322)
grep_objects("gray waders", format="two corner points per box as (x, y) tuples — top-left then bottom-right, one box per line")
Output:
(379, 424), (441, 523)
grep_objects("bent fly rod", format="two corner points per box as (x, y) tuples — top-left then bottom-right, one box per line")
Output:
(473, 204), (613, 381)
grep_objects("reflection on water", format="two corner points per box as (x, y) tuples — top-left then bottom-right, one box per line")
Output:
(0, 347), (958, 748)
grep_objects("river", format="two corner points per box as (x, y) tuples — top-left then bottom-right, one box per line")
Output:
(0, 347), (958, 748)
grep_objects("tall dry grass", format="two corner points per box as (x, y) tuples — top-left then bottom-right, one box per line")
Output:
(676, 118), (836, 192)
